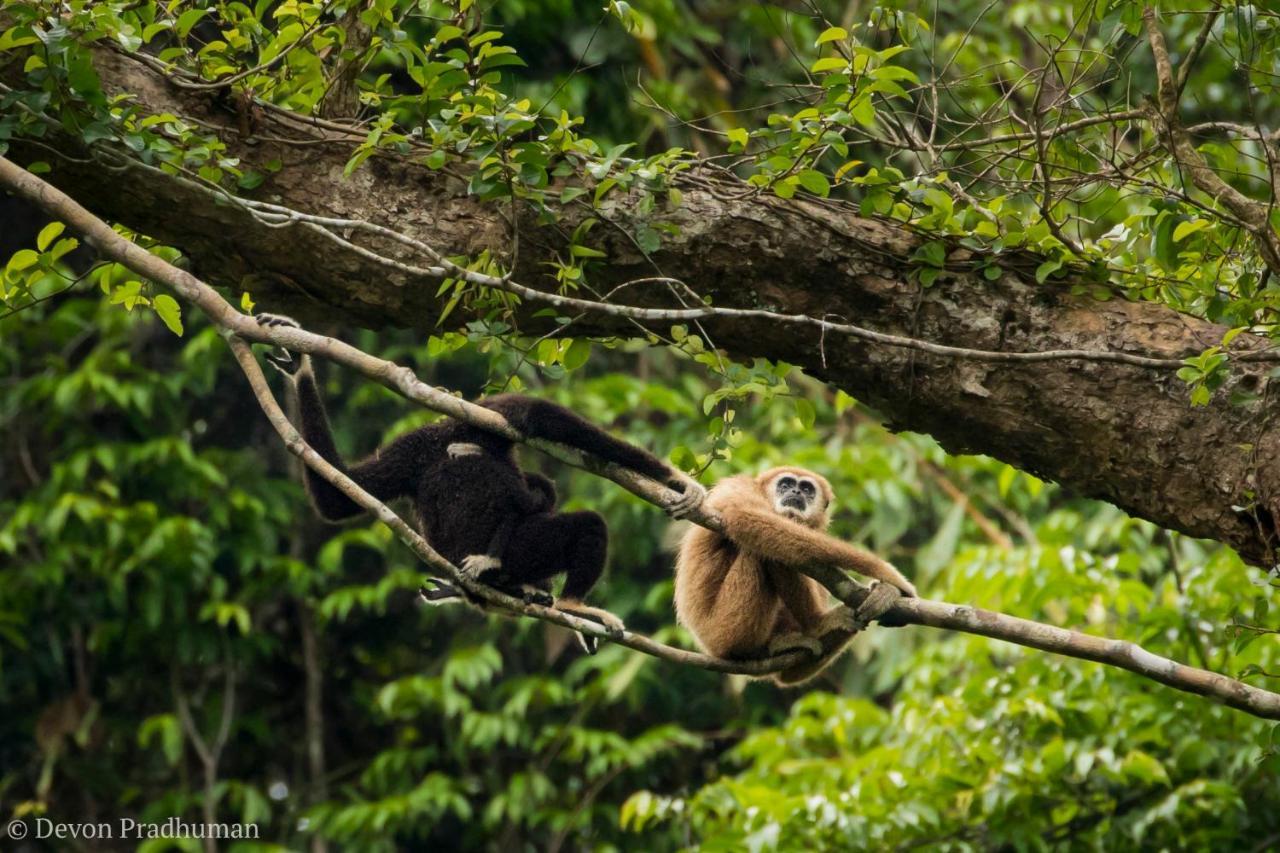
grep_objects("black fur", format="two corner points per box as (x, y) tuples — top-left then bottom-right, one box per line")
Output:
(290, 362), (679, 609)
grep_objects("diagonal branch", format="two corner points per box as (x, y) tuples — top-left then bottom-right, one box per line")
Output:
(3, 154), (1279, 719)
(1144, 5), (1280, 274)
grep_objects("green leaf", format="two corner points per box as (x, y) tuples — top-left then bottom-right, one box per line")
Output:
(36, 221), (64, 251)
(810, 57), (848, 74)
(726, 127), (749, 150)
(153, 294), (184, 336)
(1172, 219), (1209, 242)
(794, 398), (816, 429)
(1121, 751), (1170, 786)
(772, 177), (797, 199)
(796, 170), (830, 197)
(815, 26), (848, 45)
(7, 249), (38, 272)
(1035, 259), (1063, 283)
(562, 339), (591, 370)
(176, 8), (209, 39)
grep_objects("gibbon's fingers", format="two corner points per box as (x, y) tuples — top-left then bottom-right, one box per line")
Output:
(460, 554), (503, 578)
(665, 476), (707, 519)
(556, 599), (625, 635)
(859, 581), (904, 619)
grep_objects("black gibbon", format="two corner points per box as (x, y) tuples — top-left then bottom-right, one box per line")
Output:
(674, 466), (916, 685)
(256, 314), (700, 640)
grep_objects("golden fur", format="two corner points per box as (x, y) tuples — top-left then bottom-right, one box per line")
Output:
(674, 466), (917, 685)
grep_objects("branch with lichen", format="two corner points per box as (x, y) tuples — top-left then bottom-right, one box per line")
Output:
(2, 154), (1279, 719)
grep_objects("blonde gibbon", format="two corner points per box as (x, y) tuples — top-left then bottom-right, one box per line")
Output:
(674, 466), (917, 685)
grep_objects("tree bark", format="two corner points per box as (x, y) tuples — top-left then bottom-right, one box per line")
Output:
(5, 46), (1280, 567)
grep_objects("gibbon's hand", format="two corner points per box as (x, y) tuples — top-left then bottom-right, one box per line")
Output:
(255, 313), (307, 378)
(664, 473), (706, 520)
(460, 553), (503, 579)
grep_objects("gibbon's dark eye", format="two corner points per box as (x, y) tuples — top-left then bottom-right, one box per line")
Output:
(778, 476), (796, 490)
(799, 480), (816, 497)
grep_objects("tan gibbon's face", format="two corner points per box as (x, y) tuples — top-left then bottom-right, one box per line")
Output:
(760, 467), (832, 527)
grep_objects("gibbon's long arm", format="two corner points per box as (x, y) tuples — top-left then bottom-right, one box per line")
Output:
(294, 365), (425, 521)
(709, 478), (918, 597)
(483, 395), (680, 488)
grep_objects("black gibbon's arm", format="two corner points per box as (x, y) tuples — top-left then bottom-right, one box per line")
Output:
(294, 365), (425, 521)
(483, 395), (679, 488)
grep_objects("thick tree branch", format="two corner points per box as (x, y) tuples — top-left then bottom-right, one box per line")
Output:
(3, 155), (1278, 720)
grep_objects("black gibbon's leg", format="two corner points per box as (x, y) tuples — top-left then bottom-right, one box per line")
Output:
(429, 511), (609, 604)
(497, 511), (608, 600)
(292, 368), (429, 521)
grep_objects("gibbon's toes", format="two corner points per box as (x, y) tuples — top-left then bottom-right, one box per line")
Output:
(517, 585), (554, 607)
(418, 579), (463, 606)
(574, 631), (599, 655)
(767, 632), (823, 658)
(556, 600), (626, 637)
(447, 442), (484, 459)
(595, 610), (625, 635)
(263, 349), (296, 375)
(255, 314), (307, 376)
(459, 554), (502, 579)
(255, 313), (301, 329)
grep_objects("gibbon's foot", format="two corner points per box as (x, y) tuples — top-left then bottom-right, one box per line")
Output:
(554, 599), (625, 655)
(767, 632), (823, 658)
(418, 578), (463, 605)
(255, 313), (308, 377)
(555, 600), (625, 633)
(815, 605), (863, 637)
(665, 475), (706, 520)
(447, 442), (484, 459)
(459, 553), (502, 579)
(514, 585), (554, 607)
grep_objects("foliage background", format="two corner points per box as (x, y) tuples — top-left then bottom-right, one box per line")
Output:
(1, 0), (1279, 850)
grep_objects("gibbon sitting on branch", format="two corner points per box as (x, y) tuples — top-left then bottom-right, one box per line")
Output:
(675, 467), (916, 685)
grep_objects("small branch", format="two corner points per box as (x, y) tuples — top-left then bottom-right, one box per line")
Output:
(1144, 5), (1280, 274)
(319, 1), (374, 119)
(3, 155), (1280, 719)
(234, 196), (1272, 371)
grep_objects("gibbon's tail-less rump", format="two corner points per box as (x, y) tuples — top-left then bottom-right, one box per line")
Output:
(255, 313), (702, 646)
(674, 466), (916, 685)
